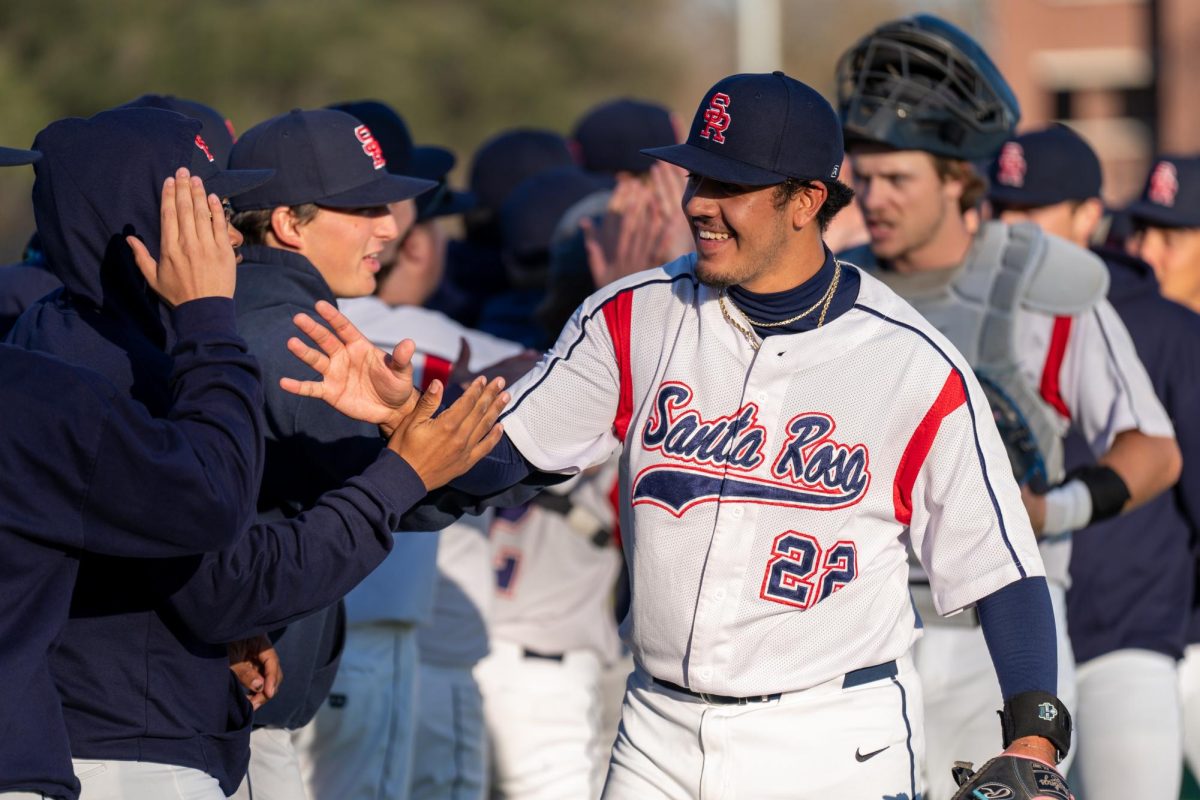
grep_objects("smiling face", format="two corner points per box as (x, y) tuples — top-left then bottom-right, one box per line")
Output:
(682, 174), (796, 291)
(293, 206), (399, 298)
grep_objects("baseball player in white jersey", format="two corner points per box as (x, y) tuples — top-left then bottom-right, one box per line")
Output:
(835, 16), (1180, 799)
(285, 71), (1076, 800)
(476, 455), (625, 800)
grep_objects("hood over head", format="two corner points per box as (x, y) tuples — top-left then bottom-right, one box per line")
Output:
(31, 107), (271, 318)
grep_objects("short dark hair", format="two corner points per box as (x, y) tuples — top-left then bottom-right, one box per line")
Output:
(772, 179), (856, 231)
(231, 203), (320, 246)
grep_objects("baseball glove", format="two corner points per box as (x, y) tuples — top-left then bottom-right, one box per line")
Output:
(975, 372), (1048, 492)
(950, 754), (1073, 800)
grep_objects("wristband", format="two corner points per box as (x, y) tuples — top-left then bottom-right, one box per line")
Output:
(1071, 464), (1130, 524)
(1040, 479), (1091, 536)
(999, 691), (1072, 764)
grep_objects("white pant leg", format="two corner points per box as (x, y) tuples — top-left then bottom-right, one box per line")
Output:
(1180, 643), (1200, 778)
(594, 653), (634, 793)
(916, 583), (1076, 800)
(410, 662), (486, 800)
(604, 658), (924, 800)
(229, 727), (309, 800)
(1070, 649), (1182, 800)
(0, 793), (50, 799)
(292, 623), (419, 800)
(73, 760), (223, 800)
(477, 641), (603, 800)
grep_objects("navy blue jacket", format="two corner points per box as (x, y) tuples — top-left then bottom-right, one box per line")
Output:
(7, 111), (422, 795)
(232, 244), (407, 730)
(1066, 248), (1200, 663)
(0, 311), (261, 800)
(0, 260), (60, 337)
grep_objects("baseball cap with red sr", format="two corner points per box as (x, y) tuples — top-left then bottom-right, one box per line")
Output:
(642, 71), (843, 186)
(229, 108), (436, 211)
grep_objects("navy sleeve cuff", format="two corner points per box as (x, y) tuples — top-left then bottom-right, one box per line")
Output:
(355, 449), (428, 515)
(170, 297), (242, 345)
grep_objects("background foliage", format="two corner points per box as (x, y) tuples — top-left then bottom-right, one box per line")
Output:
(0, 0), (978, 259)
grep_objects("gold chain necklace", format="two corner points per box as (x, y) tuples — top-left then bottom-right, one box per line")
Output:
(717, 261), (843, 351)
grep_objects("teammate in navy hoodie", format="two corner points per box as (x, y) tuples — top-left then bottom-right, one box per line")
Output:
(7, 109), (509, 800)
(0, 143), (266, 800)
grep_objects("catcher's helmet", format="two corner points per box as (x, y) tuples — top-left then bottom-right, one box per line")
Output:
(836, 14), (1019, 161)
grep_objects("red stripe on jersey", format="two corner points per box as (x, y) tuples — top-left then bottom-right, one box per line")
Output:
(603, 291), (634, 441)
(1039, 315), (1072, 419)
(421, 354), (452, 392)
(893, 370), (968, 525)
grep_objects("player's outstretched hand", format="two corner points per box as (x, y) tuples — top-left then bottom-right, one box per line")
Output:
(228, 634), (282, 711)
(281, 300), (418, 437)
(127, 167), (237, 307)
(448, 337), (542, 389)
(387, 375), (508, 491)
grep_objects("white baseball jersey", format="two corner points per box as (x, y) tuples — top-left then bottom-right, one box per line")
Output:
(489, 455), (624, 663)
(1013, 299), (1174, 584)
(873, 264), (1174, 587)
(501, 253), (1044, 697)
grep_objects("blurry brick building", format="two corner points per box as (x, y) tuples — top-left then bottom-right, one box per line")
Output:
(989, 0), (1200, 204)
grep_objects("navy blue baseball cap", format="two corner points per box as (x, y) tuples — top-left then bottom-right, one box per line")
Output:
(328, 100), (475, 220)
(501, 166), (613, 265)
(572, 98), (678, 175)
(0, 146), (39, 166)
(643, 72), (843, 186)
(470, 129), (576, 215)
(1126, 156), (1200, 229)
(229, 109), (437, 211)
(32, 107), (271, 200)
(987, 125), (1101, 207)
(121, 94), (236, 167)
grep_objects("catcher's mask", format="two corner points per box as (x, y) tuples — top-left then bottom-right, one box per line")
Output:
(836, 14), (1020, 161)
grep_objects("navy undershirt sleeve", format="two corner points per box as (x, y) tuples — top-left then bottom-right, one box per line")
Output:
(977, 576), (1058, 700)
(448, 431), (534, 494)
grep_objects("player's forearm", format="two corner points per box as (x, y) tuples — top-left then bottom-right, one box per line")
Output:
(1099, 428), (1181, 512)
(977, 576), (1056, 699)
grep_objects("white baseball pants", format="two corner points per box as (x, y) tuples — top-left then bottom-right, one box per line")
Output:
(477, 640), (605, 800)
(602, 656), (924, 800)
(409, 662), (486, 800)
(292, 622), (420, 800)
(73, 759), (222, 800)
(1068, 648), (1181, 799)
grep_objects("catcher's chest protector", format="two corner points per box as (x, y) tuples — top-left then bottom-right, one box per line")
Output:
(870, 222), (1079, 486)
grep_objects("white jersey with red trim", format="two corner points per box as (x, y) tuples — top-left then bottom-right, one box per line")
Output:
(1016, 299), (1173, 585)
(489, 455), (624, 663)
(500, 253), (1043, 697)
(339, 296), (524, 390)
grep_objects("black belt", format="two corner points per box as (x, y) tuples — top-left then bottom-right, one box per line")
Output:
(652, 660), (898, 706)
(522, 648), (564, 662)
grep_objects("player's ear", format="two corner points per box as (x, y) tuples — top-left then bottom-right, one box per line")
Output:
(270, 206), (305, 250)
(791, 181), (827, 230)
(1073, 198), (1105, 245)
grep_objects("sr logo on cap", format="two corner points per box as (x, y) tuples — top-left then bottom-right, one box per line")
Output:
(996, 141), (1026, 188)
(355, 125), (387, 170)
(194, 134), (215, 163)
(699, 93), (731, 144)
(1148, 161), (1179, 207)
